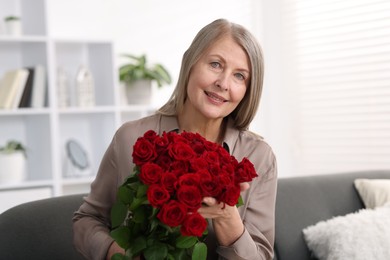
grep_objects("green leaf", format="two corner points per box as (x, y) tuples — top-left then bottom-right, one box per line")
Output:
(133, 205), (146, 224)
(170, 248), (188, 260)
(149, 217), (159, 232)
(176, 236), (198, 249)
(129, 181), (141, 191)
(236, 195), (244, 208)
(136, 184), (148, 198)
(111, 252), (128, 260)
(192, 242), (207, 260)
(118, 185), (134, 204)
(130, 236), (147, 255)
(143, 242), (168, 260)
(110, 226), (131, 249)
(111, 201), (128, 228)
(130, 196), (148, 211)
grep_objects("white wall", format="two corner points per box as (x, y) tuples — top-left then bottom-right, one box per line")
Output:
(46, 0), (294, 176)
(46, 0), (255, 104)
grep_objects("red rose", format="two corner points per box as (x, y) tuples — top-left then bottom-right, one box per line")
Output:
(169, 132), (188, 144)
(154, 132), (169, 154)
(235, 157), (258, 183)
(177, 185), (202, 212)
(218, 146), (235, 166)
(168, 142), (196, 161)
(176, 173), (200, 188)
(147, 184), (170, 208)
(143, 130), (158, 142)
(202, 151), (220, 167)
(179, 131), (196, 141)
(180, 212), (208, 237)
(215, 172), (232, 190)
(157, 200), (187, 227)
(170, 160), (189, 174)
(139, 162), (163, 185)
(195, 169), (212, 180)
(154, 154), (172, 171)
(133, 138), (157, 166)
(204, 139), (219, 151)
(199, 178), (221, 197)
(219, 184), (241, 206)
(189, 157), (209, 172)
(161, 172), (177, 194)
(222, 163), (235, 176)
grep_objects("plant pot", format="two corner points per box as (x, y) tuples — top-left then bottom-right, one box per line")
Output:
(126, 80), (152, 105)
(0, 152), (26, 184)
(5, 20), (22, 36)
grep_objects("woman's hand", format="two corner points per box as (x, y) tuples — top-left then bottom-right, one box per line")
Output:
(197, 182), (250, 246)
(106, 242), (125, 260)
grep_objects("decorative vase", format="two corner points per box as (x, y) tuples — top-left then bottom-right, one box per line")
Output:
(76, 65), (95, 107)
(5, 19), (22, 36)
(126, 79), (152, 105)
(0, 152), (26, 184)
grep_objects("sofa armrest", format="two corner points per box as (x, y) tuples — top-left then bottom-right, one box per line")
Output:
(0, 194), (86, 260)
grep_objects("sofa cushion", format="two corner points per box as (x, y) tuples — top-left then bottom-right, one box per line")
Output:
(354, 178), (390, 209)
(302, 204), (390, 260)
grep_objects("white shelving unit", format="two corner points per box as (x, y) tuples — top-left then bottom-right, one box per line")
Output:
(0, 0), (156, 213)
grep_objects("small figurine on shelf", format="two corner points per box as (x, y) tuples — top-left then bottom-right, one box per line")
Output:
(4, 16), (22, 36)
(75, 65), (95, 107)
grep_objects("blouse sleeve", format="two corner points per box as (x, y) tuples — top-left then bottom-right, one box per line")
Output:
(216, 141), (278, 260)
(72, 132), (121, 260)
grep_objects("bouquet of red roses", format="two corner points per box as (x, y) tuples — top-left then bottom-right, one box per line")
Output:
(110, 130), (258, 260)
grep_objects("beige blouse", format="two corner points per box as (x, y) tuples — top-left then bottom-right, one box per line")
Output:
(73, 114), (277, 260)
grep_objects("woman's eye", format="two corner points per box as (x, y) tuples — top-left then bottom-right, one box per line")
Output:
(210, 62), (221, 68)
(235, 73), (245, 81)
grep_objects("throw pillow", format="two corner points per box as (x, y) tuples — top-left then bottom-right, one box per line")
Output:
(354, 178), (390, 209)
(302, 204), (390, 260)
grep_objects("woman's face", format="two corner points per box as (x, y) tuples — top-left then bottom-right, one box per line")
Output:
(185, 36), (250, 121)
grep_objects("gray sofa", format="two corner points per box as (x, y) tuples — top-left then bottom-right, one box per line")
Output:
(1, 170), (389, 260)
(0, 193), (85, 260)
(274, 170), (390, 260)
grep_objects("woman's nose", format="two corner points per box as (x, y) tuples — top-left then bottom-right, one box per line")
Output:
(215, 73), (229, 91)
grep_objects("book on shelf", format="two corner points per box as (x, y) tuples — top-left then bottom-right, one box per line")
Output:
(19, 68), (35, 108)
(0, 69), (29, 109)
(30, 65), (46, 108)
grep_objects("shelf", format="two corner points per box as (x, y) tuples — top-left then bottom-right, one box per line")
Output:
(61, 176), (95, 186)
(0, 179), (53, 191)
(58, 106), (116, 114)
(0, 108), (50, 116)
(0, 0), (153, 213)
(0, 35), (48, 42)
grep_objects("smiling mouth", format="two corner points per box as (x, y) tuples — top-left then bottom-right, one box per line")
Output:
(204, 91), (228, 103)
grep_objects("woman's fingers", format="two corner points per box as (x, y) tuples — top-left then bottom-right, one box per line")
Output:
(240, 182), (250, 191)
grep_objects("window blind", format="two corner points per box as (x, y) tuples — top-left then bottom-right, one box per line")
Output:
(281, 0), (390, 175)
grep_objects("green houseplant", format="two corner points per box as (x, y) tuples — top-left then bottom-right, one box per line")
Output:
(0, 140), (27, 184)
(119, 54), (172, 105)
(0, 140), (26, 156)
(4, 16), (20, 22)
(119, 54), (172, 88)
(4, 15), (22, 36)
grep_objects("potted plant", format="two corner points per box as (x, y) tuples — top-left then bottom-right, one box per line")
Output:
(4, 15), (22, 36)
(119, 54), (171, 105)
(0, 140), (27, 184)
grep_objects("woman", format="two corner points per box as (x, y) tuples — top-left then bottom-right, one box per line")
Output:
(73, 18), (277, 260)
